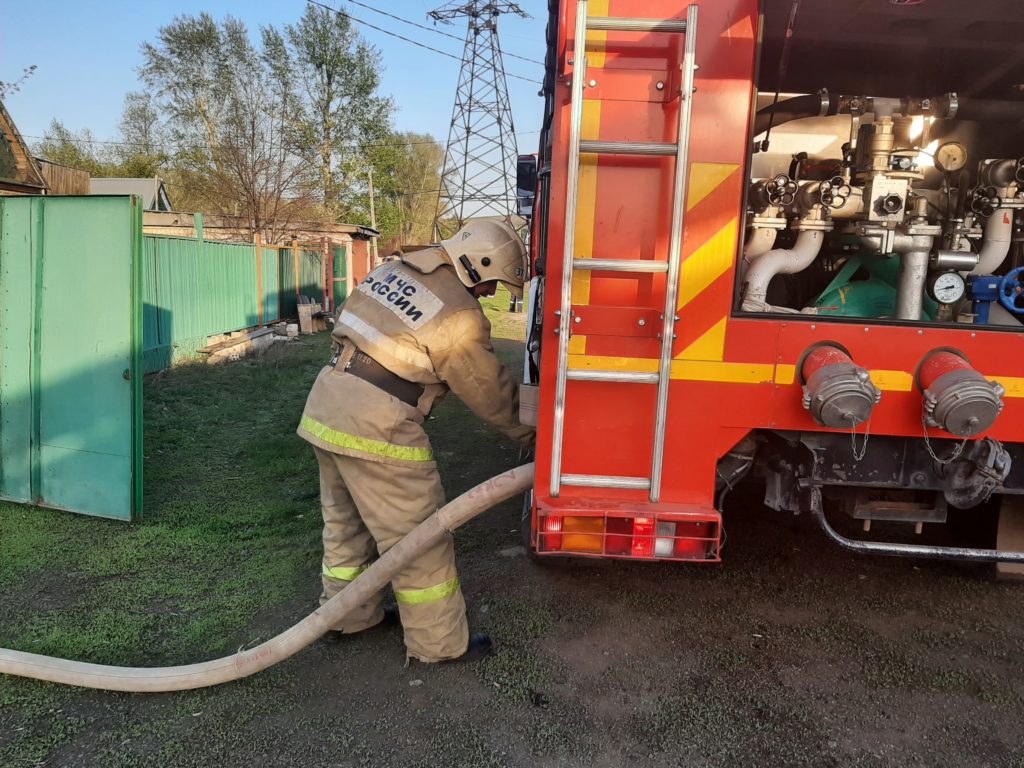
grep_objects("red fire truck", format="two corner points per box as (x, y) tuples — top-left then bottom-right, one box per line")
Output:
(519, 0), (1024, 572)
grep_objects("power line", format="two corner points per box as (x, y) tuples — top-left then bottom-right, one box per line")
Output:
(344, 0), (543, 66)
(305, 0), (542, 85)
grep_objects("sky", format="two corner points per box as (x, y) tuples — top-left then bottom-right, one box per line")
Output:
(0, 0), (548, 156)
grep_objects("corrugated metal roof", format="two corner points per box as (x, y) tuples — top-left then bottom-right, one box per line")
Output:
(90, 177), (173, 211)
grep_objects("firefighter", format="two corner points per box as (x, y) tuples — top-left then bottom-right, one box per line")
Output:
(297, 219), (534, 663)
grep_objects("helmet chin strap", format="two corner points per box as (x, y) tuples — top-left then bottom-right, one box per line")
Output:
(458, 254), (482, 284)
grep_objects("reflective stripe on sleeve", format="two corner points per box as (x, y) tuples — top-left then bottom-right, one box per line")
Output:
(300, 416), (434, 462)
(322, 563), (369, 581)
(395, 577), (460, 606)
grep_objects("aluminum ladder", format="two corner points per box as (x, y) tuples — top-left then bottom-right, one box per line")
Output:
(549, 2), (700, 503)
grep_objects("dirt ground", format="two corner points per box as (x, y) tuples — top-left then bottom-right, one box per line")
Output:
(3, 301), (1024, 767)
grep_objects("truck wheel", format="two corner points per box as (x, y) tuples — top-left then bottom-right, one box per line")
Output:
(996, 495), (1024, 580)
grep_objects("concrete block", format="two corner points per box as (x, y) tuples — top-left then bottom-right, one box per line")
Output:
(297, 304), (315, 335)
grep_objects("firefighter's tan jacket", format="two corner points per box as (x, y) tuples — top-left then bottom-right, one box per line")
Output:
(297, 248), (534, 464)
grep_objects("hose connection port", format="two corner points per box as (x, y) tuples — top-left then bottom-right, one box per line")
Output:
(918, 349), (1005, 437)
(800, 344), (881, 429)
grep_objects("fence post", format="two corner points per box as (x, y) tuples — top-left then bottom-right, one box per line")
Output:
(292, 239), (300, 299)
(254, 232), (264, 326)
(321, 237), (330, 313)
(346, 242), (354, 299)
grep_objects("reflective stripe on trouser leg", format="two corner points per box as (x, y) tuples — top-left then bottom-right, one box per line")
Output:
(334, 452), (470, 662)
(314, 447), (385, 633)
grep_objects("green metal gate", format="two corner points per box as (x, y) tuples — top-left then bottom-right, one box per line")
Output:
(0, 196), (143, 520)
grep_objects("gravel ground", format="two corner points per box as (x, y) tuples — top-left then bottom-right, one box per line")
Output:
(2, 314), (1024, 767)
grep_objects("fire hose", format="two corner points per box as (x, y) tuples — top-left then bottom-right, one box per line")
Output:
(0, 463), (535, 692)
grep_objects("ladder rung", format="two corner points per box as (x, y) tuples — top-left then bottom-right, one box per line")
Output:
(572, 258), (668, 273)
(567, 369), (659, 383)
(561, 474), (652, 490)
(579, 140), (677, 157)
(586, 17), (687, 33)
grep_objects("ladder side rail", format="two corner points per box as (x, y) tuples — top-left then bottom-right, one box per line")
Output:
(549, 0), (590, 498)
(650, 4), (700, 503)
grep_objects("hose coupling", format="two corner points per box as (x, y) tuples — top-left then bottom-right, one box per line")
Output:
(918, 349), (1004, 437)
(800, 344), (881, 429)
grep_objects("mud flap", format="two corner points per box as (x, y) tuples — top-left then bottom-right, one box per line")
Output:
(996, 495), (1024, 579)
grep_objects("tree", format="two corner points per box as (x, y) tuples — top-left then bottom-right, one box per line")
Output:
(372, 133), (444, 245)
(140, 14), (319, 241)
(113, 92), (170, 178)
(139, 14), (242, 159)
(0, 65), (37, 98)
(278, 4), (393, 219)
(35, 120), (112, 176)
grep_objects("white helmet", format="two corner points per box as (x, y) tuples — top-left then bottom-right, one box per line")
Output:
(440, 220), (528, 297)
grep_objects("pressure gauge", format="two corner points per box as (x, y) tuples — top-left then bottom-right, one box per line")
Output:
(934, 142), (968, 174)
(928, 271), (967, 304)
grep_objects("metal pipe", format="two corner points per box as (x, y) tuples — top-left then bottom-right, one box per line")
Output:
(973, 208), (1014, 275)
(813, 502), (1024, 564)
(0, 464), (536, 691)
(754, 92), (1024, 136)
(931, 250), (979, 272)
(741, 230), (824, 312)
(896, 249), (930, 320)
(740, 226), (779, 278)
(861, 232), (935, 320)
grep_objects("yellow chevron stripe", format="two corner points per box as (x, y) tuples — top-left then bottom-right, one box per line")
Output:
(585, 0), (609, 69)
(567, 97), (602, 356)
(571, 100), (602, 309)
(677, 317), (727, 361)
(687, 163), (740, 211)
(677, 217), (739, 310)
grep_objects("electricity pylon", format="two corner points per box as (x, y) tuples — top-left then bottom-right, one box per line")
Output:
(430, 1), (527, 240)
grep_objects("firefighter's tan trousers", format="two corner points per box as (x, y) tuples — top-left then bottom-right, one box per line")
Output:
(313, 447), (470, 662)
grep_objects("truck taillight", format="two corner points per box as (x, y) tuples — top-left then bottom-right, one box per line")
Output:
(536, 512), (720, 562)
(655, 522), (676, 557)
(632, 516), (655, 558)
(543, 515), (563, 549)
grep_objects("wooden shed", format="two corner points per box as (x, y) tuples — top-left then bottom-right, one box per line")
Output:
(0, 101), (47, 195)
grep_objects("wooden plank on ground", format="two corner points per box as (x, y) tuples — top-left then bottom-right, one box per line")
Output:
(198, 327), (275, 354)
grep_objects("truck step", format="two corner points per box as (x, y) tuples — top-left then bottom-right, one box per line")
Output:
(586, 17), (687, 33)
(572, 258), (668, 273)
(560, 474), (651, 490)
(567, 369), (659, 383)
(579, 140), (677, 156)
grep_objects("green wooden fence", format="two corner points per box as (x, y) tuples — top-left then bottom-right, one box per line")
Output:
(143, 236), (323, 372)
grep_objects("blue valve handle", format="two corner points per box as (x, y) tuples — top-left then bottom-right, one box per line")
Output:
(999, 266), (1024, 314)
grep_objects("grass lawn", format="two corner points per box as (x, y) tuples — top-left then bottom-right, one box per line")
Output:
(5, 287), (1024, 767)
(0, 290), (529, 767)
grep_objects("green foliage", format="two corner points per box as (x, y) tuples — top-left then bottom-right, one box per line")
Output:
(368, 131), (444, 246)
(33, 9), (444, 241)
(34, 118), (167, 179)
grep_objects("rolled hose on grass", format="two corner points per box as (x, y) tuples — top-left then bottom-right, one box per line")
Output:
(0, 463), (535, 693)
